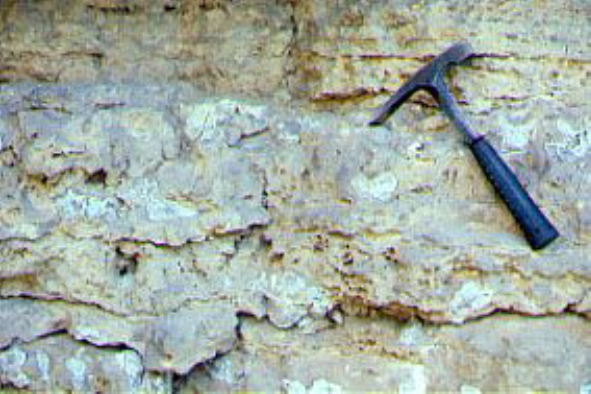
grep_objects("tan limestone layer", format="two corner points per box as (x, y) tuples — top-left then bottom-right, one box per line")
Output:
(183, 314), (591, 392)
(0, 84), (590, 391)
(1, 0), (589, 111)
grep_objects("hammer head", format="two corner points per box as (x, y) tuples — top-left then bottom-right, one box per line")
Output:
(368, 42), (475, 126)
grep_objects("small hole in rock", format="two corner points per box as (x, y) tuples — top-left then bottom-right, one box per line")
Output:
(115, 246), (139, 276)
(87, 169), (108, 185)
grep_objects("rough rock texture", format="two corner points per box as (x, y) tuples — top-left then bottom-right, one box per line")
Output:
(0, 333), (167, 392)
(183, 315), (591, 392)
(1, 0), (590, 392)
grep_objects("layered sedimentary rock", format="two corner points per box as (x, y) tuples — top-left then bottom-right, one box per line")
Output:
(1, 0), (590, 391)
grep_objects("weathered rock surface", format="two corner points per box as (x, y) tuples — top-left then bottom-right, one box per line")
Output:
(182, 315), (591, 392)
(1, 0), (589, 109)
(0, 332), (167, 392)
(1, 82), (590, 391)
(1, 0), (590, 391)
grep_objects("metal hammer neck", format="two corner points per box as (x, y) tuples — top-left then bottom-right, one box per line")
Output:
(434, 78), (482, 144)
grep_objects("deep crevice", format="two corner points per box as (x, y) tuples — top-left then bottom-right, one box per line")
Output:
(86, 4), (139, 14)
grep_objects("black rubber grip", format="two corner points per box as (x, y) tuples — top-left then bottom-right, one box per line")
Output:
(469, 137), (559, 250)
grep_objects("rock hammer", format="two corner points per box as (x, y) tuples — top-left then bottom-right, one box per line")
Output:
(369, 42), (559, 250)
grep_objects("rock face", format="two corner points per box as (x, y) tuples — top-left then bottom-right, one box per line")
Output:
(1, 0), (590, 392)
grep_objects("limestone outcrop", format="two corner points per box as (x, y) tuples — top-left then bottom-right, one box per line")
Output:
(1, 0), (590, 391)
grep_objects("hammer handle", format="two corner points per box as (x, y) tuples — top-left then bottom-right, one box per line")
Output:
(468, 137), (559, 249)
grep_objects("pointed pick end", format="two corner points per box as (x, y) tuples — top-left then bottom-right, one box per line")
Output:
(367, 83), (416, 126)
(368, 109), (387, 126)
